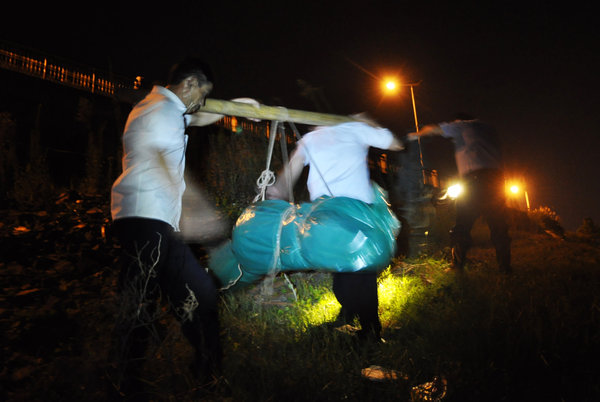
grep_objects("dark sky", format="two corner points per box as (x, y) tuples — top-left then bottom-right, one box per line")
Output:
(3, 1), (599, 230)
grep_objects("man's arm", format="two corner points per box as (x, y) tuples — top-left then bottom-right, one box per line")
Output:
(388, 136), (405, 151)
(351, 113), (405, 151)
(266, 148), (305, 201)
(406, 123), (443, 141)
(187, 111), (224, 127)
(187, 98), (261, 127)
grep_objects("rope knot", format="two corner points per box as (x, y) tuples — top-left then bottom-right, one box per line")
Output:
(253, 169), (276, 203)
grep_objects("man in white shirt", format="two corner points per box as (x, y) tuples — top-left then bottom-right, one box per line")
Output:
(267, 116), (404, 342)
(110, 58), (227, 396)
(407, 114), (511, 273)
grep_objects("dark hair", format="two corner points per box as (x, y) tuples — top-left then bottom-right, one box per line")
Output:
(167, 57), (213, 86)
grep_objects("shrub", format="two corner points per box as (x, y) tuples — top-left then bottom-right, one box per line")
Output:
(528, 206), (564, 237)
(577, 217), (600, 237)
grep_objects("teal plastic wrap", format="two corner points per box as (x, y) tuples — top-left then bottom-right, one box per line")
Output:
(209, 183), (400, 291)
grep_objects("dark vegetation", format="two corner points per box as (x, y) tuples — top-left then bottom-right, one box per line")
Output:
(2, 190), (599, 401)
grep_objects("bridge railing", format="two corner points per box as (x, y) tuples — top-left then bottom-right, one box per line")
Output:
(0, 40), (135, 97)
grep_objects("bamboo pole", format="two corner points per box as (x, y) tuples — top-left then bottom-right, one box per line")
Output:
(198, 98), (356, 126)
(114, 88), (358, 126)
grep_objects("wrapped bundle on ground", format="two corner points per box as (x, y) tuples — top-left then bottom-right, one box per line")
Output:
(208, 184), (400, 291)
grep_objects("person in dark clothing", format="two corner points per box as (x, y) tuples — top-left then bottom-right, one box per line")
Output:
(110, 58), (228, 398)
(408, 114), (512, 273)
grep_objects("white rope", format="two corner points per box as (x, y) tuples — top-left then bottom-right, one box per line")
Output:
(253, 120), (280, 203)
(282, 272), (298, 301)
(218, 264), (244, 291)
(252, 109), (291, 203)
(263, 203), (295, 293)
(253, 169), (276, 203)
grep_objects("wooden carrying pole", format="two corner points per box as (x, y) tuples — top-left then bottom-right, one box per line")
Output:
(198, 98), (355, 126)
(114, 88), (357, 126)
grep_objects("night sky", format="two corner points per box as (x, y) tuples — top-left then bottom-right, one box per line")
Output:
(3, 1), (598, 230)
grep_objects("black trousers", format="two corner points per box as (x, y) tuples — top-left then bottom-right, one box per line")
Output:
(451, 169), (511, 270)
(111, 217), (222, 389)
(332, 271), (381, 337)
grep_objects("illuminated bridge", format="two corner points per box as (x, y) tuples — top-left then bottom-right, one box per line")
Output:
(0, 40), (262, 139)
(0, 40), (138, 97)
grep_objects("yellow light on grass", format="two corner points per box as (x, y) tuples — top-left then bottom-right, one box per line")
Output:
(510, 184), (519, 194)
(302, 292), (341, 327)
(377, 267), (420, 326)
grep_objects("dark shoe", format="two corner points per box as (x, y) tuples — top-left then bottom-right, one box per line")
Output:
(324, 317), (348, 329)
(334, 323), (360, 334)
(356, 328), (384, 344)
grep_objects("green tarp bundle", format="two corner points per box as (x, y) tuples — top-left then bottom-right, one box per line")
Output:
(208, 184), (400, 291)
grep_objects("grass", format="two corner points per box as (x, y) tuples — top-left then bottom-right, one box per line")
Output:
(209, 231), (600, 402)
(2, 194), (599, 401)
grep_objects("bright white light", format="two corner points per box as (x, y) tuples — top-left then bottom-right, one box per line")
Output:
(510, 185), (519, 194)
(447, 183), (463, 199)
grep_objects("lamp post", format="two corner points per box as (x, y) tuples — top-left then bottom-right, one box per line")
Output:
(409, 84), (419, 133)
(383, 79), (426, 184)
(383, 79), (420, 132)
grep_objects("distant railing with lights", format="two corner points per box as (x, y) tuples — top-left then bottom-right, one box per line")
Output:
(0, 41), (135, 97)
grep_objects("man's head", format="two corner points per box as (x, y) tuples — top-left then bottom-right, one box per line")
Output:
(167, 58), (213, 114)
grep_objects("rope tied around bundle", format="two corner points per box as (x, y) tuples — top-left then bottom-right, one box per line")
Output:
(253, 119), (279, 203)
(253, 108), (294, 203)
(253, 170), (276, 202)
(252, 111), (299, 300)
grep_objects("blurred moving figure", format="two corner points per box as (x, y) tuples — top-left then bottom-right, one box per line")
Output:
(408, 114), (511, 273)
(267, 115), (404, 341)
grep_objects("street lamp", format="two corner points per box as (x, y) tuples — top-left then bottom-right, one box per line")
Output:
(506, 181), (531, 211)
(382, 78), (428, 185)
(382, 78), (420, 133)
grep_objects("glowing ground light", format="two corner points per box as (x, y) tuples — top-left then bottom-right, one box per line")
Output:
(510, 184), (519, 194)
(302, 267), (419, 328)
(302, 292), (340, 327)
(377, 270), (418, 324)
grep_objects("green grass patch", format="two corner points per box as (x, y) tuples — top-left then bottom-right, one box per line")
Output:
(216, 234), (600, 401)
